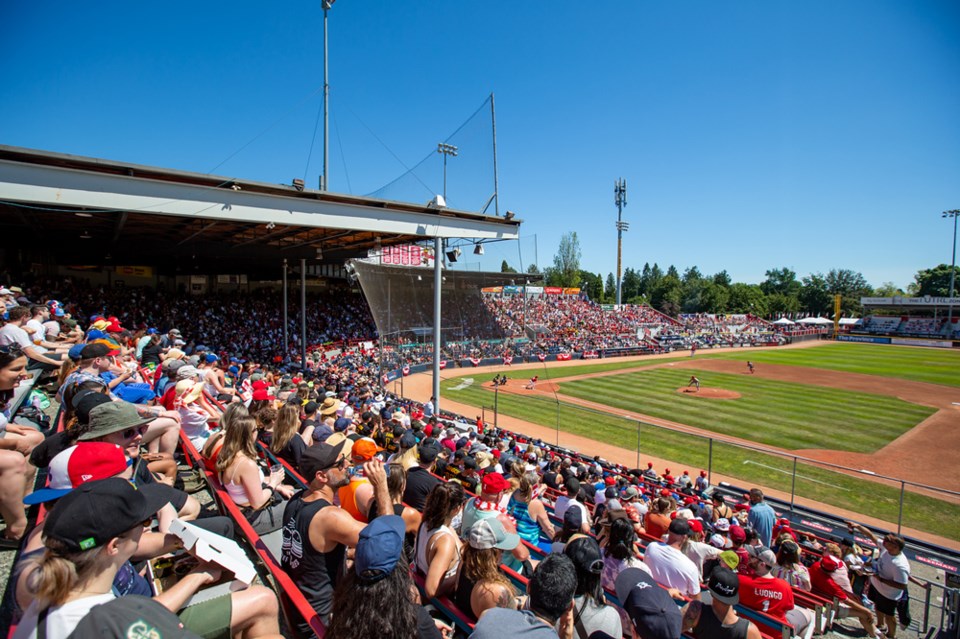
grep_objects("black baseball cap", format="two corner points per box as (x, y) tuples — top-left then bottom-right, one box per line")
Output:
(74, 392), (113, 424)
(418, 437), (442, 463)
(300, 440), (346, 479)
(44, 478), (167, 552)
(564, 535), (604, 575)
(79, 343), (113, 359)
(668, 518), (691, 537)
(707, 566), (740, 604)
(67, 596), (201, 639)
(614, 567), (682, 639)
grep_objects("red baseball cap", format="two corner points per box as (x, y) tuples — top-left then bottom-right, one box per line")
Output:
(25, 443), (130, 504)
(481, 472), (511, 494)
(688, 519), (704, 533)
(252, 389), (276, 401)
(729, 526), (747, 543)
(605, 477), (616, 486)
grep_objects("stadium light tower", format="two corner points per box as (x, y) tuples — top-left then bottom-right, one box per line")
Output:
(437, 143), (458, 200)
(320, 0), (335, 191)
(614, 178), (628, 306)
(944, 209), (960, 324)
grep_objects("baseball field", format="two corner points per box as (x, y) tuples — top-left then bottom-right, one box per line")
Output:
(436, 342), (960, 544)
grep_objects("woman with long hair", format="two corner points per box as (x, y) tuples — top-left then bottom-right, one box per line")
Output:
(455, 515), (519, 621)
(201, 402), (248, 473)
(415, 481), (464, 599)
(772, 539), (812, 591)
(564, 535), (622, 639)
(0, 346), (39, 544)
(269, 403), (307, 469)
(505, 467), (554, 553)
(327, 515), (445, 639)
(216, 414), (294, 534)
(366, 463), (421, 562)
(254, 405), (277, 446)
(600, 517), (647, 592)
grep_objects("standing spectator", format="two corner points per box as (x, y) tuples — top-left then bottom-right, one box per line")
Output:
(746, 489), (776, 547)
(403, 437), (443, 511)
(851, 522), (911, 639)
(643, 519), (702, 598)
(682, 567), (763, 639)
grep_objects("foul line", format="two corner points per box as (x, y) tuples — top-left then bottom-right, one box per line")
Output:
(742, 460), (851, 491)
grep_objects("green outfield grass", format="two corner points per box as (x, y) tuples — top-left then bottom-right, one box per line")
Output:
(441, 378), (960, 540)
(714, 342), (960, 387)
(556, 368), (934, 453)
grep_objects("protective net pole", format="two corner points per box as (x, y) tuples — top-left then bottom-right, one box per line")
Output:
(432, 237), (442, 411)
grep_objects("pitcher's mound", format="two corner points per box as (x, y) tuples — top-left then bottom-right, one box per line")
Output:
(675, 387), (741, 399)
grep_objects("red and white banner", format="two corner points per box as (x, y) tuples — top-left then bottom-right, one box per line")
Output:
(503, 356), (513, 365)
(470, 357), (481, 367)
(583, 351), (599, 359)
(537, 353), (546, 362)
(439, 360), (447, 370)
(556, 353), (572, 361)
(402, 365), (410, 376)
(381, 374), (389, 385)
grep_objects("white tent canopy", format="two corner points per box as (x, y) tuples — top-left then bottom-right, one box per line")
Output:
(797, 317), (834, 325)
(772, 317), (795, 325)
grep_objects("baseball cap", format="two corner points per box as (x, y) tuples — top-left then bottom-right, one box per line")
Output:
(204, 353), (219, 363)
(707, 566), (740, 604)
(398, 432), (417, 449)
(708, 534), (726, 548)
(44, 478), (168, 551)
(304, 401), (319, 414)
(25, 443), (131, 504)
(480, 472), (511, 494)
(668, 518), (690, 536)
(714, 518), (731, 532)
(757, 548), (778, 568)
(729, 526), (747, 543)
(614, 568), (682, 639)
(622, 485), (640, 500)
(718, 550), (740, 570)
(468, 515), (520, 551)
(68, 344), (86, 361)
(463, 457), (478, 470)
(688, 519), (704, 534)
(72, 390), (111, 421)
(78, 402), (156, 441)
(334, 417), (352, 432)
(820, 555), (841, 572)
(355, 515), (405, 583)
(68, 596), (201, 639)
(564, 535), (604, 575)
(351, 437), (383, 462)
(176, 365), (199, 380)
(80, 343), (114, 359)
(252, 389), (276, 401)
(563, 505), (583, 532)
(299, 440), (347, 479)
(418, 437), (442, 463)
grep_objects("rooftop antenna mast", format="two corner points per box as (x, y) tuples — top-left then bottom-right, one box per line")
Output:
(614, 178), (628, 305)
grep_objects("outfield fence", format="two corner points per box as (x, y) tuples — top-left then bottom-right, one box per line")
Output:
(481, 393), (960, 543)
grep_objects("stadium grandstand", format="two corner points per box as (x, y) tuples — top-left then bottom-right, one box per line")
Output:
(1, 146), (959, 639)
(843, 296), (960, 345)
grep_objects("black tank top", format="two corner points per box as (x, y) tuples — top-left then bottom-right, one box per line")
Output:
(453, 566), (478, 622)
(694, 604), (750, 639)
(281, 494), (344, 629)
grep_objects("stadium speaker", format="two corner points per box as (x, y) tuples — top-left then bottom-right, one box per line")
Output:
(473, 244), (484, 255)
(446, 247), (461, 263)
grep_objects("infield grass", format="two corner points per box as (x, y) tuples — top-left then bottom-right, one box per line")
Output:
(557, 368), (934, 453)
(715, 342), (960, 387)
(441, 379), (960, 540)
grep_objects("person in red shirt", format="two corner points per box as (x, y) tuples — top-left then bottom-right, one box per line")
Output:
(739, 547), (812, 635)
(810, 555), (880, 637)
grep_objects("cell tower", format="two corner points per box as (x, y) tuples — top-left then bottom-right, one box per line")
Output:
(614, 178), (628, 305)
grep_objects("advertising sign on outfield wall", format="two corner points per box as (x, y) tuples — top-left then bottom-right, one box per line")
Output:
(890, 338), (953, 348)
(838, 335), (891, 344)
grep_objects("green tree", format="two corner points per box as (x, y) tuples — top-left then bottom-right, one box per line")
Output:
(639, 263), (652, 297)
(825, 268), (873, 316)
(526, 263), (541, 275)
(579, 271), (603, 300)
(799, 273), (832, 316)
(622, 268), (641, 301)
(651, 273), (683, 316)
(552, 232), (582, 288)
(500, 260), (518, 273)
(912, 264), (960, 297)
(727, 283), (768, 316)
(666, 265), (680, 280)
(605, 273), (616, 302)
(713, 270), (732, 288)
(874, 281), (905, 297)
(761, 267), (801, 298)
(682, 266), (703, 284)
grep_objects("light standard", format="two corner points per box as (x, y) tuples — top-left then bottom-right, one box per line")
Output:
(437, 143), (458, 201)
(320, 0), (335, 191)
(614, 179), (628, 305)
(944, 210), (960, 325)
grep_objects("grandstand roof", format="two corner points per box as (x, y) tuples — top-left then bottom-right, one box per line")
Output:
(861, 295), (960, 311)
(0, 145), (520, 278)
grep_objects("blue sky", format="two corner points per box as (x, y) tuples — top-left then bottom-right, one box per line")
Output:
(2, 0), (958, 290)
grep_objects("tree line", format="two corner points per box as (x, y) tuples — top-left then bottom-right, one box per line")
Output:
(499, 232), (959, 318)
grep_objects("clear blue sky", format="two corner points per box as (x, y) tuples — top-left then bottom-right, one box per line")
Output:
(2, 0), (958, 290)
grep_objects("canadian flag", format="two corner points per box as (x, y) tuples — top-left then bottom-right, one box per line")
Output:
(537, 353), (547, 362)
(556, 353), (572, 361)
(381, 374), (389, 384)
(439, 360), (447, 370)
(402, 365), (410, 376)
(503, 356), (513, 365)
(470, 357), (481, 367)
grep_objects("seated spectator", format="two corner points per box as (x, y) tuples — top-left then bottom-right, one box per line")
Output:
(0, 345), (40, 546)
(269, 403), (308, 469)
(505, 466), (555, 553)
(461, 471), (531, 572)
(14, 477), (281, 639)
(643, 518), (701, 598)
(683, 566), (762, 639)
(1, 306), (66, 372)
(682, 519), (722, 579)
(615, 567), (682, 639)
(554, 476), (591, 534)
(456, 515), (520, 620)
(403, 437), (443, 511)
(174, 379), (220, 449)
(469, 553), (578, 639)
(739, 546), (813, 636)
(366, 463), (421, 562)
(810, 554), (880, 637)
(281, 444), (391, 630)
(326, 515), (444, 639)
(337, 437), (383, 523)
(216, 413), (294, 534)
(564, 535), (623, 639)
(255, 405), (278, 446)
(772, 539), (811, 591)
(644, 497), (672, 539)
(552, 506), (587, 554)
(415, 481), (465, 599)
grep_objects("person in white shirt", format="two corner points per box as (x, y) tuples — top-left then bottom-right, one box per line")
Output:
(850, 522), (911, 639)
(554, 476), (591, 534)
(643, 518), (702, 598)
(0, 307), (64, 371)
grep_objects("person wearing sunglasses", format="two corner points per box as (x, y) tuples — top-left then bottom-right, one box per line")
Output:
(280, 441), (391, 633)
(0, 307), (67, 372)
